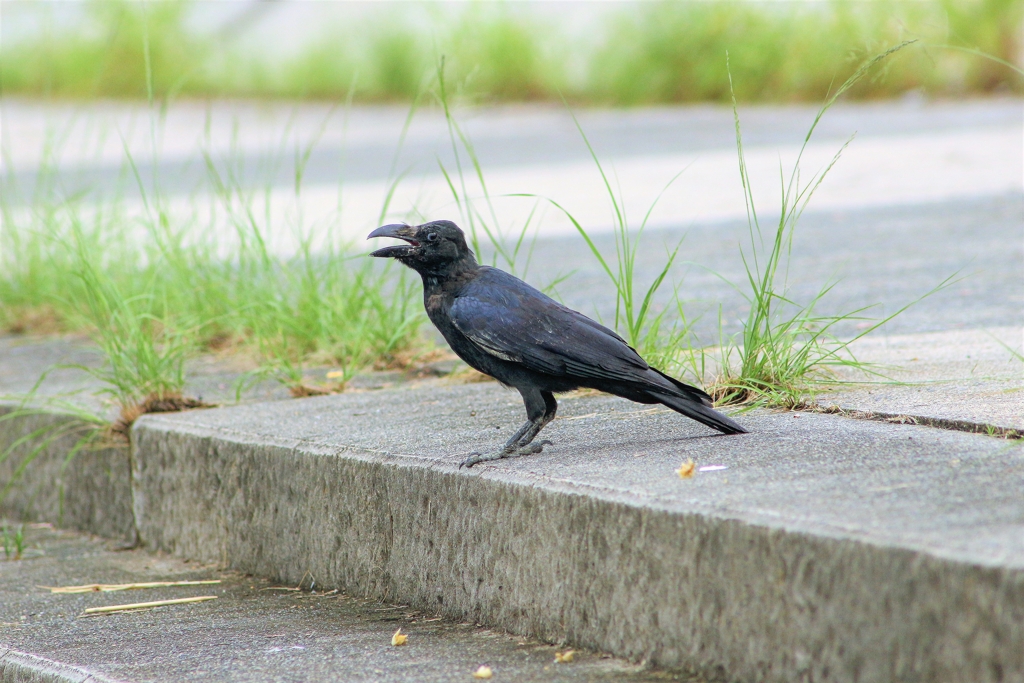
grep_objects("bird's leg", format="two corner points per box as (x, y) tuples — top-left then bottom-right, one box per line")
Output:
(507, 390), (557, 450)
(500, 420), (538, 452)
(460, 390), (558, 468)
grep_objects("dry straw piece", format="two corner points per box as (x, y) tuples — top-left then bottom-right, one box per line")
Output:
(82, 595), (217, 615)
(44, 580), (221, 594)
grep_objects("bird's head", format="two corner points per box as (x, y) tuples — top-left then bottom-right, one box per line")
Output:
(367, 220), (475, 276)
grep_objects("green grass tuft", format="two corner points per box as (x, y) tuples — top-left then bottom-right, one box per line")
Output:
(708, 43), (957, 407)
(0, 104), (426, 413)
(2, 523), (26, 560)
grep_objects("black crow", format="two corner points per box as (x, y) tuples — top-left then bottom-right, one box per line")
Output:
(369, 219), (747, 467)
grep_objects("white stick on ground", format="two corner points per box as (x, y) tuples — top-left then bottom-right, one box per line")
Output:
(44, 580), (221, 594)
(82, 595), (218, 615)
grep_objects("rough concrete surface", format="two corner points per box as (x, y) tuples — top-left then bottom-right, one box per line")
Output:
(0, 524), (698, 683)
(0, 646), (121, 683)
(0, 405), (134, 543)
(131, 380), (1024, 682)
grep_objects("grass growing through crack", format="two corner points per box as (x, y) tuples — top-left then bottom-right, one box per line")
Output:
(0, 37), (429, 501)
(708, 43), (957, 406)
(2, 523), (26, 560)
(394, 46), (964, 409)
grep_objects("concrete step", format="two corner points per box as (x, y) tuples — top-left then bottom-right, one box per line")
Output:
(127, 380), (1023, 682)
(2, 333), (1022, 682)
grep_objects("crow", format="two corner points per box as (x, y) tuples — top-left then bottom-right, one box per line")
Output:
(369, 219), (746, 467)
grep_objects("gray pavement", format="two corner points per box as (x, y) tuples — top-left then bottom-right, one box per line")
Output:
(2, 327), (1020, 680)
(0, 523), (697, 683)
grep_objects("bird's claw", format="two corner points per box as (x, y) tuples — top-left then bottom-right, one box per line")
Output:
(458, 440), (554, 469)
(459, 451), (483, 469)
(518, 439), (553, 455)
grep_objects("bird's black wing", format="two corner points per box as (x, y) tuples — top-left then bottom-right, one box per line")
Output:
(449, 267), (657, 385)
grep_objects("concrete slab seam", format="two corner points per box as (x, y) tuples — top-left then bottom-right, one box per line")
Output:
(0, 645), (126, 683)
(799, 401), (1023, 439)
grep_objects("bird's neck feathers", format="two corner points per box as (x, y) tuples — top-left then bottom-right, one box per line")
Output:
(416, 250), (479, 289)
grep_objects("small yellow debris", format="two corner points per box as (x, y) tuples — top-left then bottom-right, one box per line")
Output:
(677, 460), (696, 479)
(326, 370), (344, 379)
(554, 649), (576, 663)
(391, 628), (408, 646)
(472, 665), (493, 679)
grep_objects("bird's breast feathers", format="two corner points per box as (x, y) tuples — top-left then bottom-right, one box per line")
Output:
(426, 293), (445, 314)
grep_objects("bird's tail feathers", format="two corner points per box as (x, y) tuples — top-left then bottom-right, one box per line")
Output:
(650, 390), (748, 435)
(650, 368), (714, 405)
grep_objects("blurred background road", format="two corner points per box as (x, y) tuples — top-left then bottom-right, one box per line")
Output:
(5, 96), (1019, 341)
(3, 98), (1020, 230)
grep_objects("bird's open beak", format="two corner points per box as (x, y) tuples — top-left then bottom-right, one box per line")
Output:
(367, 223), (419, 258)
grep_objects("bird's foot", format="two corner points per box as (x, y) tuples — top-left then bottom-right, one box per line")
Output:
(516, 439), (553, 456)
(459, 440), (553, 469)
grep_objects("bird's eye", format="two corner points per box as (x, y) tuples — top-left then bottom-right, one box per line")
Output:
(426, 232), (439, 242)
